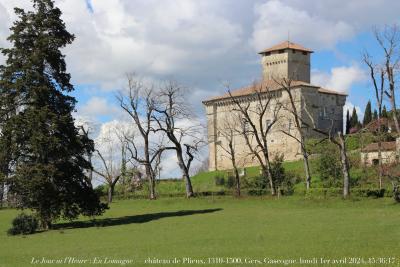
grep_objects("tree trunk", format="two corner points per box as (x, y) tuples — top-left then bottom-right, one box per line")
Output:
(338, 133), (350, 198)
(229, 143), (241, 197)
(145, 166), (156, 200)
(389, 96), (400, 133)
(302, 148), (312, 190)
(107, 184), (115, 203)
(387, 68), (400, 133)
(377, 118), (383, 189)
(263, 166), (276, 196)
(234, 167), (241, 197)
(0, 182), (4, 208)
(182, 172), (194, 198)
(176, 151), (194, 198)
(40, 218), (52, 230)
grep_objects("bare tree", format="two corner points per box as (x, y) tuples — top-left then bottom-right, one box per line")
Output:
(227, 82), (281, 196)
(154, 81), (204, 198)
(91, 123), (127, 203)
(273, 78), (312, 191)
(304, 114), (351, 197)
(93, 149), (121, 204)
(364, 53), (385, 189)
(217, 114), (243, 197)
(372, 24), (400, 133)
(117, 74), (169, 200)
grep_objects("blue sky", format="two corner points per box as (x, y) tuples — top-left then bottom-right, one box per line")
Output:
(0, 0), (399, 177)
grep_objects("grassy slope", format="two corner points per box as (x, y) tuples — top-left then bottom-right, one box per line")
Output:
(0, 197), (399, 267)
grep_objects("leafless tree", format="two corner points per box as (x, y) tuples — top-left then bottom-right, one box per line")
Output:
(217, 114), (243, 197)
(273, 78), (312, 191)
(93, 150), (121, 204)
(91, 123), (127, 204)
(372, 24), (400, 133)
(117, 74), (170, 200)
(154, 81), (204, 198)
(363, 53), (385, 189)
(303, 111), (351, 198)
(227, 82), (281, 196)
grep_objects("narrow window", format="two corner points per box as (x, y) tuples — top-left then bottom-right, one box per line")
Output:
(266, 119), (272, 129)
(242, 119), (250, 133)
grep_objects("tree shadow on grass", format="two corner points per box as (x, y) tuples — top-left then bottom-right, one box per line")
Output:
(53, 208), (223, 230)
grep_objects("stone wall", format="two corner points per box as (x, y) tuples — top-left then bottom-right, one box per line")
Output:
(261, 49), (310, 83)
(361, 150), (398, 166)
(205, 86), (345, 171)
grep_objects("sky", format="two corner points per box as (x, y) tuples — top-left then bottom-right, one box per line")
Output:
(0, 0), (399, 178)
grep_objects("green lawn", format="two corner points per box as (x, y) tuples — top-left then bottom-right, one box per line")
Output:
(0, 197), (399, 267)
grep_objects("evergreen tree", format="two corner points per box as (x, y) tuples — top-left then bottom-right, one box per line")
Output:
(345, 109), (350, 134)
(350, 107), (359, 129)
(363, 100), (372, 126)
(0, 0), (106, 229)
(382, 105), (388, 118)
(373, 109), (378, 120)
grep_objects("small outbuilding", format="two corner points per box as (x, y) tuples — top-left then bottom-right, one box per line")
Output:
(361, 137), (400, 166)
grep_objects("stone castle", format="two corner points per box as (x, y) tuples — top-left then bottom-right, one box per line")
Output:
(202, 41), (347, 171)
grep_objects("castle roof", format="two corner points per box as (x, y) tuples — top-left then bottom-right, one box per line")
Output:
(202, 79), (347, 104)
(259, 41), (314, 54)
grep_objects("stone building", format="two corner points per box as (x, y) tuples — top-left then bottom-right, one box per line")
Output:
(361, 138), (400, 166)
(202, 41), (347, 171)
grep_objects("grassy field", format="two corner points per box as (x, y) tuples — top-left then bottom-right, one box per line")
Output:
(0, 196), (399, 267)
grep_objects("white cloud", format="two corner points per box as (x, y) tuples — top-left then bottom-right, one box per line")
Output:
(78, 96), (120, 119)
(312, 65), (367, 93)
(57, 0), (243, 89)
(251, 0), (355, 51)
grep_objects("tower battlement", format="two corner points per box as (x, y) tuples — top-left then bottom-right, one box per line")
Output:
(259, 41), (313, 83)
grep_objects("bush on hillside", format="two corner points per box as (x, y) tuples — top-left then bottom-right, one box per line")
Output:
(271, 155), (299, 195)
(7, 213), (38, 235)
(214, 175), (225, 186)
(315, 143), (343, 187)
(226, 175), (236, 188)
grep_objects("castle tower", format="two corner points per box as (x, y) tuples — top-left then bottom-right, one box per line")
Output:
(259, 41), (313, 83)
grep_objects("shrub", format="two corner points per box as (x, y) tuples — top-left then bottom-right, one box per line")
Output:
(394, 186), (400, 203)
(7, 213), (38, 235)
(242, 175), (267, 190)
(365, 188), (385, 198)
(271, 154), (296, 195)
(214, 175), (225, 186)
(315, 143), (342, 187)
(226, 175), (236, 188)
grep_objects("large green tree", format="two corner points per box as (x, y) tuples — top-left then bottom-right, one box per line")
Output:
(373, 109), (378, 120)
(0, 0), (106, 229)
(363, 100), (372, 126)
(350, 107), (360, 129)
